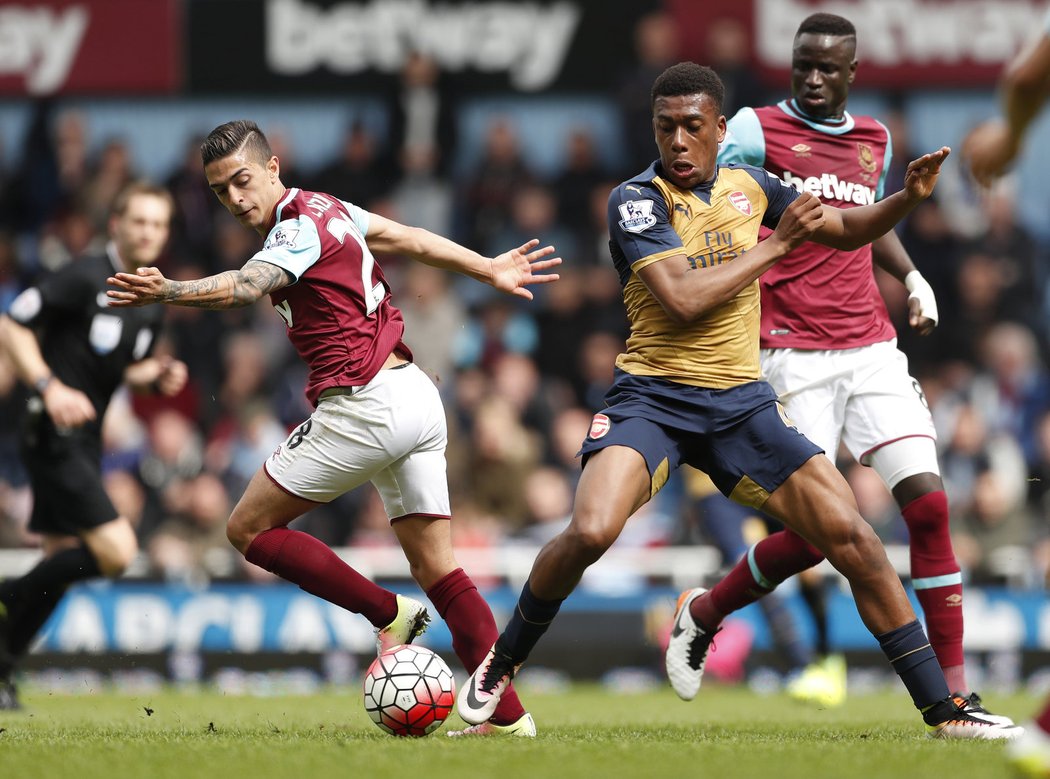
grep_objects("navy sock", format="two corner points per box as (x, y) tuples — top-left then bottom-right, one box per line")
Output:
(876, 619), (949, 710)
(500, 581), (564, 664)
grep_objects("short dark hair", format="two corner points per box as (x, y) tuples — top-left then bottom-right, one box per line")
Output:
(111, 180), (174, 218)
(796, 12), (856, 39)
(651, 62), (725, 112)
(201, 120), (274, 167)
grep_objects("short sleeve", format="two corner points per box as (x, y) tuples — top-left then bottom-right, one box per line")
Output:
(876, 122), (893, 201)
(607, 182), (683, 269)
(737, 165), (801, 229)
(339, 199), (370, 235)
(718, 107), (766, 166)
(251, 214), (322, 282)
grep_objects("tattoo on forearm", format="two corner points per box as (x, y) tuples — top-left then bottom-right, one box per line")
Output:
(165, 261), (289, 308)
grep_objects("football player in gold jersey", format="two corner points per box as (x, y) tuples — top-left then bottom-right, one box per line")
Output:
(458, 63), (996, 739)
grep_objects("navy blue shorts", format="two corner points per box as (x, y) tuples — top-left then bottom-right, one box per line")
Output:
(579, 371), (823, 508)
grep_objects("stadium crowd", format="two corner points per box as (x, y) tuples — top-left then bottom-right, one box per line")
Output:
(0, 16), (1048, 594)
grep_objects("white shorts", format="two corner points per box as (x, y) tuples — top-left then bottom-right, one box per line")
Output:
(760, 340), (937, 468)
(264, 363), (451, 519)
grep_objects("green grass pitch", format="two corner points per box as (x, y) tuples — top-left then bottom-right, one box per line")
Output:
(0, 684), (1037, 779)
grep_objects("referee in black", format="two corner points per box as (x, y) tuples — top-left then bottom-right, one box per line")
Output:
(0, 181), (188, 709)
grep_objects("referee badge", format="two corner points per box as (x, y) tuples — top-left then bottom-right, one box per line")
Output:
(89, 313), (124, 354)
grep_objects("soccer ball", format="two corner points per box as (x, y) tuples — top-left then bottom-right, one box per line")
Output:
(362, 644), (456, 737)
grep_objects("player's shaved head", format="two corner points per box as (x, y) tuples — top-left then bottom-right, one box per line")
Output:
(651, 62), (725, 113)
(796, 12), (856, 39)
(201, 120), (274, 167)
(796, 13), (857, 58)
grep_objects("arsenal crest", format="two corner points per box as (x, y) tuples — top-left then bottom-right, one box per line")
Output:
(588, 413), (611, 439)
(728, 191), (752, 216)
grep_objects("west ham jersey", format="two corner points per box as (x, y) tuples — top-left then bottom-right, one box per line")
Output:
(608, 162), (799, 389)
(719, 99), (896, 350)
(252, 188), (411, 406)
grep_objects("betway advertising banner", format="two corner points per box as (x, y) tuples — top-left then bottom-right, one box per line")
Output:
(0, 0), (654, 96)
(669, 0), (1048, 88)
(185, 0), (656, 93)
(0, 0), (180, 95)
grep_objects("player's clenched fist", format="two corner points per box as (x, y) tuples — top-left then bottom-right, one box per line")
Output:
(773, 192), (825, 253)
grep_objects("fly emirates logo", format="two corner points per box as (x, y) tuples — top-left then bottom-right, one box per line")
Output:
(782, 171), (876, 206)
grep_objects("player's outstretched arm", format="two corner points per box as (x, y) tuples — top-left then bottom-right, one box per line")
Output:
(363, 213), (561, 300)
(963, 28), (1050, 185)
(639, 192), (824, 323)
(107, 261), (291, 309)
(812, 147), (950, 251)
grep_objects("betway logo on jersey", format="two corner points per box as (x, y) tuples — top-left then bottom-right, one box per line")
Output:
(782, 171), (876, 206)
(267, 0), (581, 91)
(0, 5), (88, 94)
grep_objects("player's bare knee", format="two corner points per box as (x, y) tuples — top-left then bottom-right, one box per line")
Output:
(562, 521), (616, 563)
(225, 509), (264, 555)
(826, 518), (889, 579)
(226, 518), (254, 555)
(84, 518), (138, 578)
(93, 543), (136, 578)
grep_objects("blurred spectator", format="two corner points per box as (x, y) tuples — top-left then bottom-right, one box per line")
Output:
(461, 119), (534, 252)
(704, 16), (766, 116)
(138, 409), (204, 537)
(310, 121), (390, 210)
(456, 394), (542, 530)
(971, 322), (1050, 467)
(965, 183), (1041, 333)
(616, 11), (681, 175)
(148, 472), (238, 583)
(397, 262), (468, 389)
(952, 466), (1036, 587)
(388, 144), (454, 237)
(387, 51), (458, 179)
(165, 136), (222, 270)
(545, 406), (592, 480)
(6, 103), (89, 237)
(552, 129), (608, 245)
(485, 183), (577, 292)
(79, 137), (136, 231)
(454, 297), (538, 371)
(515, 466), (573, 545)
(576, 330), (624, 412)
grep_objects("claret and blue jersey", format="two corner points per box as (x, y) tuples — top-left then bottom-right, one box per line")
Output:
(719, 99), (898, 350)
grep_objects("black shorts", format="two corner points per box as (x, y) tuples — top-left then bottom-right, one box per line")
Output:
(21, 418), (117, 536)
(579, 370), (824, 508)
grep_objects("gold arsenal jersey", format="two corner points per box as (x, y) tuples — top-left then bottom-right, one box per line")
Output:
(607, 162), (800, 389)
